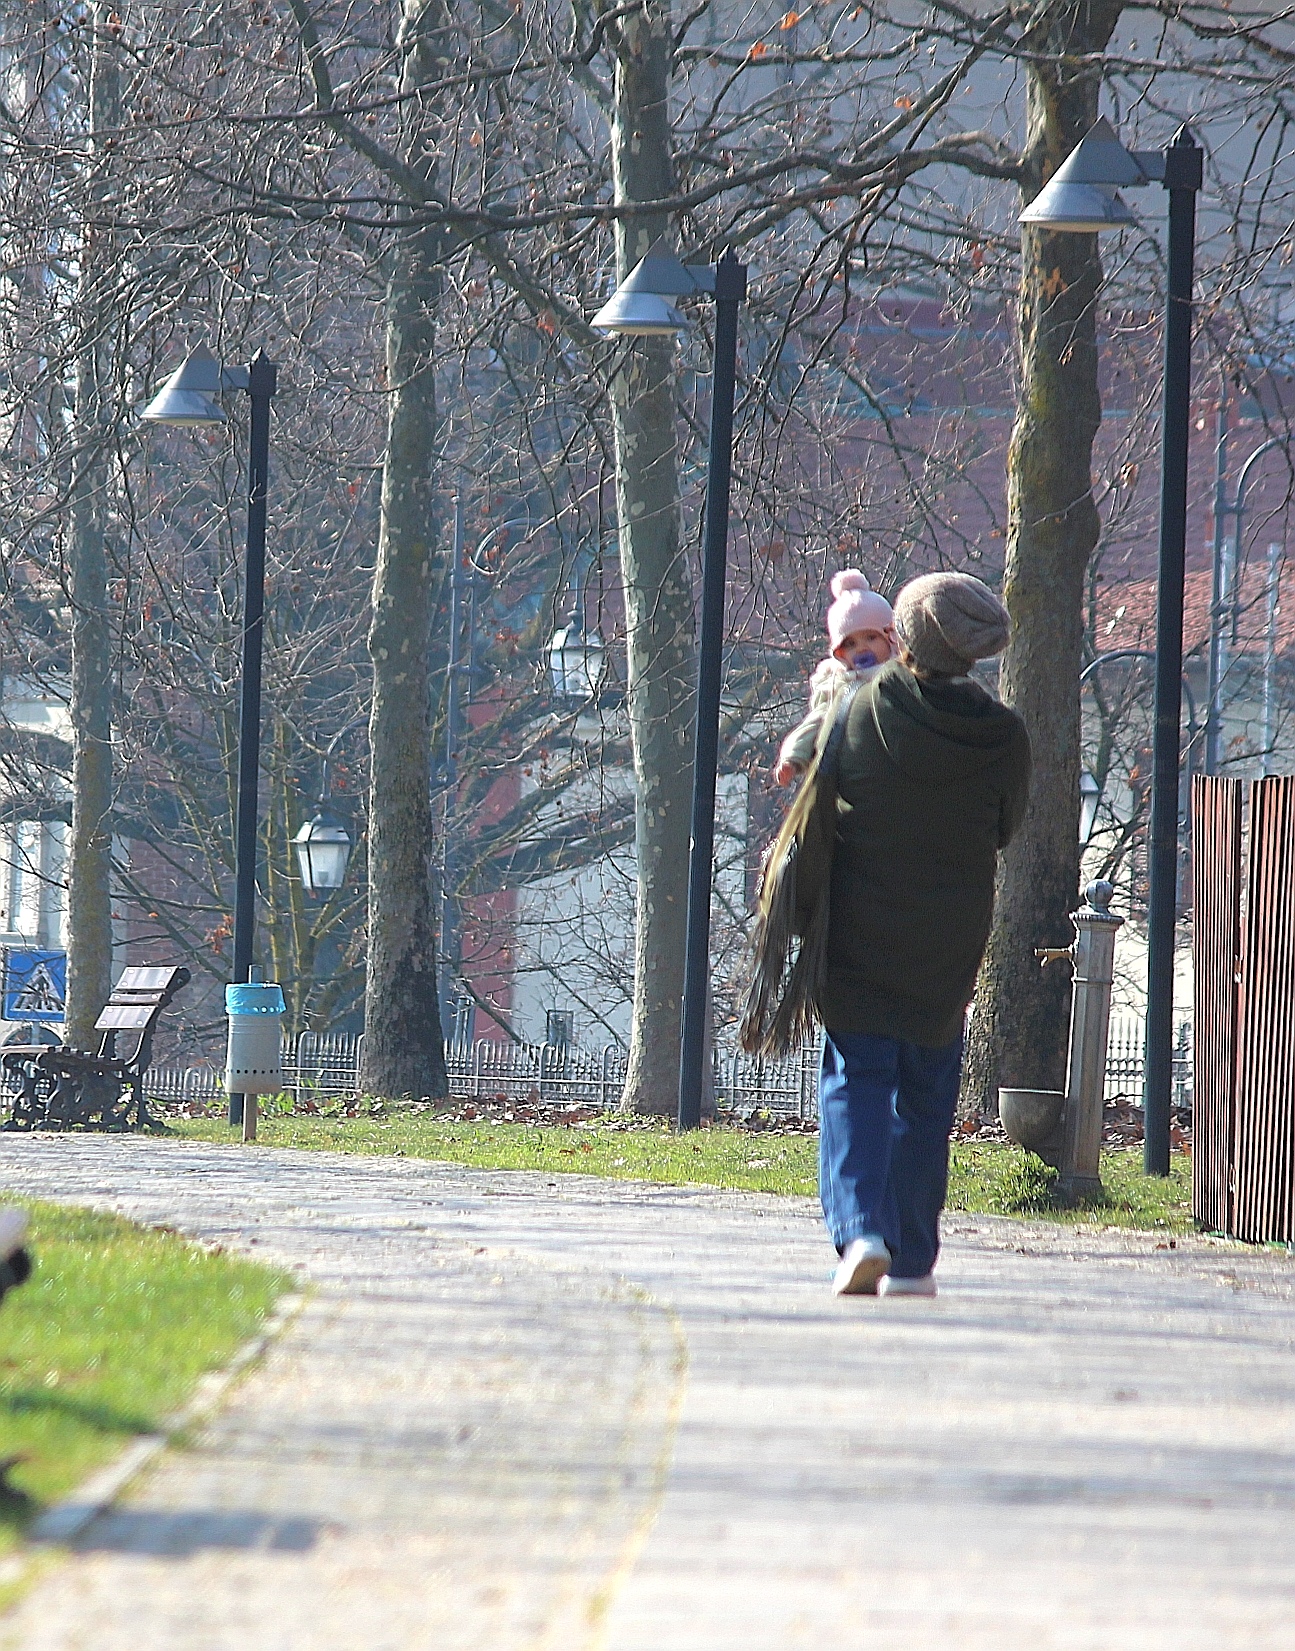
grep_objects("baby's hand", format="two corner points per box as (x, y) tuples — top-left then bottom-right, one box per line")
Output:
(774, 758), (801, 786)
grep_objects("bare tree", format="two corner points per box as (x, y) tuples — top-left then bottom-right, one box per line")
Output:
(65, 3), (120, 1045)
(604, 0), (696, 1111)
(348, 0), (451, 1099)
(960, 2), (1124, 1112)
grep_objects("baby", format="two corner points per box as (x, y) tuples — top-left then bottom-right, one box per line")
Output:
(774, 570), (896, 785)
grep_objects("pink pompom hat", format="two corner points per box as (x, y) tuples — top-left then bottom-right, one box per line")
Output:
(826, 570), (894, 653)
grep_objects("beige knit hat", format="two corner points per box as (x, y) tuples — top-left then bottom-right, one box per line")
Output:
(892, 572), (1010, 676)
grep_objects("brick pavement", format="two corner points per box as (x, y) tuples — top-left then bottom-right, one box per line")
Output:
(2, 1135), (1294, 1649)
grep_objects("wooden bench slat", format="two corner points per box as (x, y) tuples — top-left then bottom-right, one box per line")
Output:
(114, 967), (185, 992)
(95, 1005), (159, 1031)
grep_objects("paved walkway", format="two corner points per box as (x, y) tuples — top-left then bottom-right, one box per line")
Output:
(1, 1136), (1294, 1649)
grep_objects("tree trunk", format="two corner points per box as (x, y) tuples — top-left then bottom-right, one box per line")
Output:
(962, 3), (1124, 1115)
(359, 0), (448, 1100)
(609, 0), (696, 1114)
(65, 5), (119, 1047)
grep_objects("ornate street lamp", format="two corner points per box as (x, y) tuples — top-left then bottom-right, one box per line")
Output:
(1021, 116), (1203, 1176)
(547, 619), (606, 702)
(293, 810), (352, 895)
(1079, 769), (1101, 846)
(593, 238), (748, 1132)
(293, 719), (364, 896)
(142, 344), (279, 1128)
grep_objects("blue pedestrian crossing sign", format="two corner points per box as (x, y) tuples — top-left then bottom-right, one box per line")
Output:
(3, 949), (67, 1022)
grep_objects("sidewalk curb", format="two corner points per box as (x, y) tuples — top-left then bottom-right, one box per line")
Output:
(28, 1287), (308, 1546)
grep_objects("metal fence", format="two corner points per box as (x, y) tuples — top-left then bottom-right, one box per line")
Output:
(139, 1016), (1187, 1122)
(714, 1043), (820, 1116)
(145, 1031), (365, 1110)
(446, 1038), (626, 1109)
(1104, 1017), (1192, 1109)
(142, 1035), (632, 1113)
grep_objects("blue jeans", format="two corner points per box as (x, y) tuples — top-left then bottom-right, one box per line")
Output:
(818, 1027), (964, 1278)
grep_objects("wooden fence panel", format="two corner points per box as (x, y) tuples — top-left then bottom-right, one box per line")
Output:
(1233, 777), (1295, 1242)
(1190, 776), (1242, 1233)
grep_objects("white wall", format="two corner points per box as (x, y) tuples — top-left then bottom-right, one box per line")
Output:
(0, 817), (66, 949)
(510, 762), (750, 1050)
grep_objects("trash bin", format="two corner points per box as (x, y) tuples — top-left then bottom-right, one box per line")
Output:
(225, 982), (285, 1142)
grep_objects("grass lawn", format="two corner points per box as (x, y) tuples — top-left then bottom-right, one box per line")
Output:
(0, 1201), (287, 1580)
(166, 1111), (1195, 1233)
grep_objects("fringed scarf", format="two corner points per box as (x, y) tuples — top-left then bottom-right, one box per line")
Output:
(739, 683), (860, 1056)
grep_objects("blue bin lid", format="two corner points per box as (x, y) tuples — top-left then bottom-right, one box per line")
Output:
(225, 982), (286, 1016)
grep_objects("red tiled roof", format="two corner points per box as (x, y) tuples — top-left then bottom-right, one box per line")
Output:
(1096, 559), (1293, 658)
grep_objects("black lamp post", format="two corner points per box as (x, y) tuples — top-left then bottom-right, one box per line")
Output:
(1021, 117), (1203, 1175)
(142, 345), (279, 1126)
(593, 239), (748, 1132)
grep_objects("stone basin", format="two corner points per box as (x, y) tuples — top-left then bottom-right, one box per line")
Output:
(998, 1087), (1065, 1151)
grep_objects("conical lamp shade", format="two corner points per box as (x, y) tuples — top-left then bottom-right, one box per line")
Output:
(140, 346), (227, 425)
(1020, 180), (1137, 233)
(591, 288), (689, 336)
(1020, 117), (1151, 232)
(1047, 117), (1147, 188)
(590, 238), (708, 334)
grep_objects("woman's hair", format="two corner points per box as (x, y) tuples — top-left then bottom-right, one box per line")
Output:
(898, 645), (956, 683)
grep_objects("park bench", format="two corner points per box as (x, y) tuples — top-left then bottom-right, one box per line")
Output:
(1, 964), (191, 1132)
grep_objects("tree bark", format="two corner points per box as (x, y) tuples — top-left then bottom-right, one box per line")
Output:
(608, 0), (696, 1114)
(962, 2), (1125, 1115)
(65, 5), (119, 1046)
(359, 0), (448, 1100)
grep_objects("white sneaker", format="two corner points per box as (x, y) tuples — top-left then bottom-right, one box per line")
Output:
(880, 1272), (937, 1298)
(832, 1235), (891, 1296)
(0, 1206), (27, 1262)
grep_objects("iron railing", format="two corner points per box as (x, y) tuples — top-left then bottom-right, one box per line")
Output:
(142, 1037), (818, 1116)
(1104, 1017), (1192, 1109)
(135, 1017), (1188, 1122)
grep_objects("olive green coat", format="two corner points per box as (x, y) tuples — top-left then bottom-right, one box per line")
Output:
(814, 661), (1031, 1047)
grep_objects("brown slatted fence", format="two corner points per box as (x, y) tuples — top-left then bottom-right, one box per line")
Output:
(1190, 776), (1241, 1233)
(1192, 775), (1295, 1242)
(1217, 777), (1295, 1242)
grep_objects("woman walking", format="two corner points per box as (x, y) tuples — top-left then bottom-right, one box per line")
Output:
(814, 572), (1031, 1298)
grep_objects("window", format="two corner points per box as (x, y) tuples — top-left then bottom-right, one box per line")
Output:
(545, 1009), (574, 1050)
